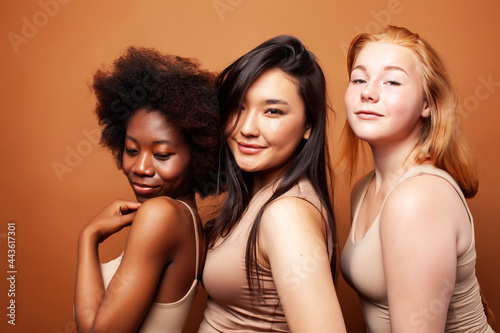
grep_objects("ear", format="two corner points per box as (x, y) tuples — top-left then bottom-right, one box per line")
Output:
(421, 99), (431, 118)
(303, 125), (311, 140)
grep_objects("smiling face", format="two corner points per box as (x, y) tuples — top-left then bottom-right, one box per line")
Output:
(122, 109), (192, 203)
(226, 68), (311, 187)
(345, 42), (430, 147)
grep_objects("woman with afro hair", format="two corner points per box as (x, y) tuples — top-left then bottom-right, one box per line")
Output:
(74, 47), (219, 333)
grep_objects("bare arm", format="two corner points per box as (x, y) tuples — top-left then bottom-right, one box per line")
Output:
(74, 198), (185, 333)
(259, 197), (347, 333)
(380, 176), (468, 332)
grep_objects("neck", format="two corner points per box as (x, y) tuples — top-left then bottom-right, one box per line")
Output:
(251, 173), (276, 197)
(369, 138), (419, 193)
(251, 165), (288, 196)
(174, 191), (197, 208)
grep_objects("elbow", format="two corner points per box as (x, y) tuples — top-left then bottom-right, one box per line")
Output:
(74, 309), (94, 333)
(74, 308), (101, 333)
(74, 319), (93, 333)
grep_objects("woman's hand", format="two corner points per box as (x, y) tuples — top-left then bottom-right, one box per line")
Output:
(75, 197), (191, 333)
(75, 200), (141, 332)
(81, 200), (141, 244)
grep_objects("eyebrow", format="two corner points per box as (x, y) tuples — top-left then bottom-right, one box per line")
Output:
(125, 135), (173, 145)
(263, 99), (289, 105)
(352, 65), (408, 76)
(383, 65), (408, 76)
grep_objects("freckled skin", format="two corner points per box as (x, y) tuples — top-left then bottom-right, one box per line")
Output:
(345, 42), (429, 148)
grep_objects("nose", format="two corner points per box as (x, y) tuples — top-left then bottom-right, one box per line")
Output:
(132, 152), (154, 177)
(360, 81), (379, 102)
(239, 109), (259, 137)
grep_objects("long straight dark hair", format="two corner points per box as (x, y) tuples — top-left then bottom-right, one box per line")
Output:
(205, 35), (338, 299)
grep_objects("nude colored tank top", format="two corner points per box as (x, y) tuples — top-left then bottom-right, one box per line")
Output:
(199, 177), (333, 332)
(341, 164), (493, 332)
(100, 200), (200, 333)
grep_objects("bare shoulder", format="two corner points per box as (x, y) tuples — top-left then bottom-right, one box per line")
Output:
(261, 196), (324, 236)
(385, 174), (462, 214)
(135, 197), (190, 224)
(381, 174), (465, 240)
(130, 197), (194, 245)
(259, 196), (329, 268)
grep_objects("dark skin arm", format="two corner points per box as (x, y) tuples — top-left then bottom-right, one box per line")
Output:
(74, 197), (188, 333)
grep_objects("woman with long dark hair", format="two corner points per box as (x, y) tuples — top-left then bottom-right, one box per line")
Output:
(199, 35), (346, 332)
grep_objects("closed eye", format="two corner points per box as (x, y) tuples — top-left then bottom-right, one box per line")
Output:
(125, 148), (138, 155)
(155, 154), (172, 160)
(387, 80), (401, 86)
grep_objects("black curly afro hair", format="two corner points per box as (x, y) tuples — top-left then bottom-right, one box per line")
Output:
(92, 46), (220, 198)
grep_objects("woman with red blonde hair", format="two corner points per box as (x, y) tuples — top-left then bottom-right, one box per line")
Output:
(340, 26), (493, 332)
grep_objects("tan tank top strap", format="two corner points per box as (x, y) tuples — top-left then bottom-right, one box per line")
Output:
(177, 200), (200, 279)
(394, 165), (473, 224)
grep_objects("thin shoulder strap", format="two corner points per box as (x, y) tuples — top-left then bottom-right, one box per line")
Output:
(409, 164), (473, 221)
(177, 200), (200, 278)
(382, 164), (473, 223)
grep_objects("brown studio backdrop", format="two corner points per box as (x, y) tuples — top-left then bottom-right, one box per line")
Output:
(0, 0), (498, 332)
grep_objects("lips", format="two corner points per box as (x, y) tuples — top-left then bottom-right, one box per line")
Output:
(131, 182), (160, 195)
(355, 110), (383, 120)
(236, 141), (265, 155)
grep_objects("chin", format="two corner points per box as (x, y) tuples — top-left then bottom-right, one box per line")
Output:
(134, 194), (150, 203)
(237, 163), (259, 173)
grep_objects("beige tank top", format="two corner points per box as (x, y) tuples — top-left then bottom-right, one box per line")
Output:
(341, 164), (493, 332)
(101, 200), (200, 333)
(199, 177), (333, 332)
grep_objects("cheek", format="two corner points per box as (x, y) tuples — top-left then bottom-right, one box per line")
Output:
(265, 118), (283, 134)
(121, 155), (132, 174)
(268, 118), (303, 148)
(386, 94), (418, 117)
(344, 86), (358, 112)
